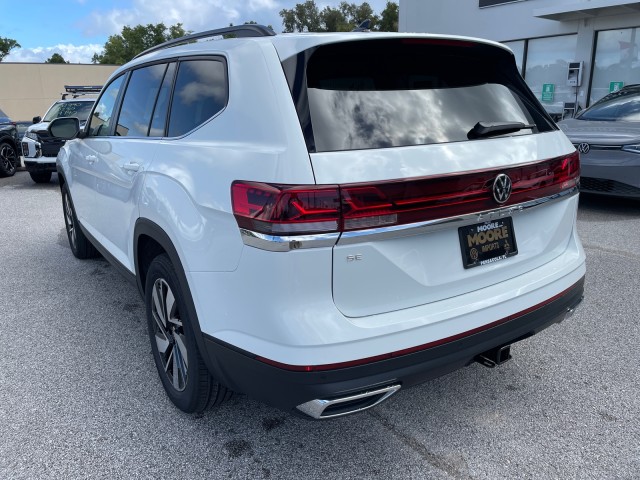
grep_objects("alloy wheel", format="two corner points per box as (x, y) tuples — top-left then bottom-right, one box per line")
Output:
(63, 192), (77, 250)
(151, 278), (188, 392)
(0, 144), (16, 175)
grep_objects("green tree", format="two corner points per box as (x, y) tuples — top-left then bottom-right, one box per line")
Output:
(0, 37), (21, 62)
(339, 2), (378, 29)
(280, 1), (397, 33)
(377, 1), (399, 32)
(280, 0), (323, 33)
(92, 23), (187, 65)
(45, 53), (68, 64)
(321, 6), (350, 32)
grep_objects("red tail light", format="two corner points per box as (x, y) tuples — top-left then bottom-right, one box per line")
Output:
(231, 182), (341, 235)
(232, 152), (579, 236)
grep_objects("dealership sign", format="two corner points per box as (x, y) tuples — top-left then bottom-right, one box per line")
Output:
(610, 81), (624, 93)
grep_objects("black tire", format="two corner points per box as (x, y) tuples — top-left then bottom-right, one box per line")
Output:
(145, 254), (231, 413)
(0, 141), (17, 177)
(61, 182), (98, 259)
(30, 172), (52, 183)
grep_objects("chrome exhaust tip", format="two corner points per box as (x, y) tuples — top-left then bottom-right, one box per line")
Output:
(564, 295), (583, 320)
(296, 384), (401, 419)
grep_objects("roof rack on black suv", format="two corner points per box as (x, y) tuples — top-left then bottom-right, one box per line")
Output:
(133, 24), (276, 60)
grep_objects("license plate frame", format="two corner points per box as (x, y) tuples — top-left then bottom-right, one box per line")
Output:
(458, 217), (518, 269)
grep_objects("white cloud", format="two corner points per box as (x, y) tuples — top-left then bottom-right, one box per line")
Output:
(82, 0), (281, 37)
(80, 0), (389, 36)
(4, 44), (104, 64)
(4, 0), (391, 63)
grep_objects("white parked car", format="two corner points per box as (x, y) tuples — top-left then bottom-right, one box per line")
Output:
(49, 25), (585, 419)
(22, 86), (99, 183)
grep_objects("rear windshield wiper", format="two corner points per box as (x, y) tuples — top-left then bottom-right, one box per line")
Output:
(468, 121), (536, 140)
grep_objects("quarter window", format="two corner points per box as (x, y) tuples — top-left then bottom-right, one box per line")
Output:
(88, 76), (125, 137)
(116, 63), (168, 137)
(167, 60), (227, 137)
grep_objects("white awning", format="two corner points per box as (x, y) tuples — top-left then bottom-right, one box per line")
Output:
(534, 0), (640, 21)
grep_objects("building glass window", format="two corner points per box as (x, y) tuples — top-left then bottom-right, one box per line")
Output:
(503, 40), (525, 75)
(524, 35), (578, 117)
(591, 28), (640, 105)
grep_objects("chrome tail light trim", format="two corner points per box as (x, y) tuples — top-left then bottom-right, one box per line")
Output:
(239, 186), (579, 251)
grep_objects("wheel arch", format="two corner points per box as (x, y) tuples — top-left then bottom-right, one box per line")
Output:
(0, 136), (18, 151)
(57, 169), (67, 189)
(134, 219), (182, 296)
(133, 218), (223, 378)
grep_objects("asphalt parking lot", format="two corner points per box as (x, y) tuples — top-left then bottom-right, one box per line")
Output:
(1, 171), (639, 479)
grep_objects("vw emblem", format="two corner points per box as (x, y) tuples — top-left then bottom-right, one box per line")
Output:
(493, 174), (512, 204)
(577, 143), (590, 154)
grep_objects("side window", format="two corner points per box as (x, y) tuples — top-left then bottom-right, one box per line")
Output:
(167, 59), (227, 137)
(116, 63), (168, 137)
(149, 62), (176, 137)
(88, 75), (125, 137)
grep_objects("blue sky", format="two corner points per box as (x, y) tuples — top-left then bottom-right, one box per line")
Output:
(1, 0), (391, 63)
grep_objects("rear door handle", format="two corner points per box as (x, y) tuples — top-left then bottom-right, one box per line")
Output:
(122, 162), (141, 173)
(85, 155), (98, 164)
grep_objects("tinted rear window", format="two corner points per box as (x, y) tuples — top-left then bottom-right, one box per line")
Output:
(282, 39), (554, 152)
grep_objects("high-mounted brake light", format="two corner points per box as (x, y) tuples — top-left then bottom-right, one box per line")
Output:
(400, 39), (476, 48)
(231, 152), (579, 236)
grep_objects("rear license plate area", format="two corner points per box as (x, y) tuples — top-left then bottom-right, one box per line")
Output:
(458, 218), (518, 269)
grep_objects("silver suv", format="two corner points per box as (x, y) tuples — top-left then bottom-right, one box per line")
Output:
(49, 25), (585, 419)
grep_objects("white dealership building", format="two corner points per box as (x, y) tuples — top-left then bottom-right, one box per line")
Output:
(399, 0), (640, 117)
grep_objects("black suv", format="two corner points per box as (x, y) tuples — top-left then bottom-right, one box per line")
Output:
(0, 116), (20, 177)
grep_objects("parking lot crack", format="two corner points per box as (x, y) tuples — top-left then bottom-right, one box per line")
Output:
(368, 410), (471, 479)
(581, 243), (640, 261)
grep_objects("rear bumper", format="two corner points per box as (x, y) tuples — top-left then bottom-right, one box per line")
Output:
(203, 276), (584, 415)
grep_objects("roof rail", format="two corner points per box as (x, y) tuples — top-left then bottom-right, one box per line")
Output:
(133, 24), (276, 60)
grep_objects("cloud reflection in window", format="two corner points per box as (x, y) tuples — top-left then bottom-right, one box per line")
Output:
(308, 84), (533, 152)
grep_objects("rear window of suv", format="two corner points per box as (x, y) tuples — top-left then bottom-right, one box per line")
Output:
(282, 39), (554, 153)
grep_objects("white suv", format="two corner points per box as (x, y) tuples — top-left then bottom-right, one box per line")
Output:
(49, 25), (585, 419)
(22, 86), (99, 183)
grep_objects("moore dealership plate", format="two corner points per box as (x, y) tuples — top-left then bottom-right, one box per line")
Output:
(458, 218), (518, 269)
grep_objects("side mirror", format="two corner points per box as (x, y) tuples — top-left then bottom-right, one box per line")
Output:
(33, 116), (42, 124)
(48, 117), (80, 140)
